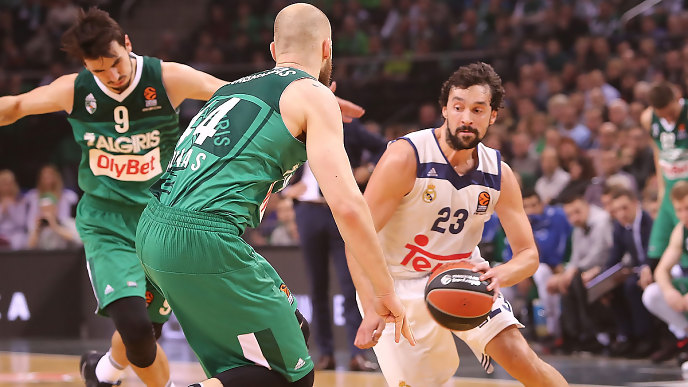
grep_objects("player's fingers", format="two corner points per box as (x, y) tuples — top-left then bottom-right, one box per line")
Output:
(394, 315), (403, 343)
(472, 261), (490, 273)
(373, 320), (385, 342)
(342, 115), (354, 123)
(329, 81), (337, 92)
(402, 316), (416, 346)
(338, 99), (365, 118)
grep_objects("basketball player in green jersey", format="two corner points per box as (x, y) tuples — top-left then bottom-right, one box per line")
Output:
(136, 4), (414, 387)
(644, 181), (688, 371)
(642, 82), (688, 274)
(0, 7), (366, 387)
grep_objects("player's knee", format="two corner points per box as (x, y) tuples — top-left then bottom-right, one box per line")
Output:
(119, 320), (157, 368)
(642, 282), (661, 311)
(106, 297), (158, 367)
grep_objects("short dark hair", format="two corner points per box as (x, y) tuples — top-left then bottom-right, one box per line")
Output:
(438, 62), (505, 112)
(61, 8), (125, 61)
(648, 82), (676, 109)
(559, 192), (584, 206)
(521, 187), (540, 201)
(608, 185), (637, 201)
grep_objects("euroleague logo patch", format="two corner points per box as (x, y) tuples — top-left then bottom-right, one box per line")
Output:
(144, 87), (157, 100)
(143, 86), (160, 111)
(280, 283), (294, 305)
(145, 291), (154, 306)
(476, 191), (490, 214)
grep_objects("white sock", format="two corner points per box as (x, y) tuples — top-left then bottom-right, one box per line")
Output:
(95, 350), (125, 383)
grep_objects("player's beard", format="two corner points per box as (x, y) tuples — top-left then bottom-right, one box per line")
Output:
(318, 56), (332, 86)
(111, 77), (129, 93)
(446, 125), (484, 150)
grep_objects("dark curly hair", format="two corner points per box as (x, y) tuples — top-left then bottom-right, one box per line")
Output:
(438, 62), (505, 112)
(61, 8), (125, 61)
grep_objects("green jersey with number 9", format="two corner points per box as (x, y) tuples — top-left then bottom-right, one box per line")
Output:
(150, 67), (312, 234)
(68, 54), (179, 206)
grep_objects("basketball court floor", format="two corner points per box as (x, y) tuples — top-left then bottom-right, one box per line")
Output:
(2, 336), (688, 387)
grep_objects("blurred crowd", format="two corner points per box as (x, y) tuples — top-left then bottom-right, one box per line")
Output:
(4, 0), (688, 366)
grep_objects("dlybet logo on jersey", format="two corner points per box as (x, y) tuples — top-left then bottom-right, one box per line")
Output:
(85, 93), (97, 114)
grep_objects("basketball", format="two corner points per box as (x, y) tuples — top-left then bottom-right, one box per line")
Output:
(424, 261), (494, 331)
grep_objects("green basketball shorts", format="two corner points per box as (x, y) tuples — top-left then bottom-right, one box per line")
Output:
(136, 199), (313, 381)
(76, 194), (171, 323)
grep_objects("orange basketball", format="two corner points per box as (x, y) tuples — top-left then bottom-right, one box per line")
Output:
(425, 261), (494, 331)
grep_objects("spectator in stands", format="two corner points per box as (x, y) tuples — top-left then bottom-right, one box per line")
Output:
(622, 126), (656, 191)
(270, 197), (299, 246)
(588, 122), (620, 175)
(26, 193), (80, 250)
(585, 149), (638, 207)
(505, 189), (571, 340)
(608, 98), (635, 131)
(0, 169), (27, 250)
(509, 130), (540, 188)
(548, 193), (613, 352)
(582, 107), (604, 146)
(535, 147), (570, 205)
(555, 154), (596, 203)
(24, 164), (78, 233)
(605, 187), (655, 358)
(556, 103), (591, 149)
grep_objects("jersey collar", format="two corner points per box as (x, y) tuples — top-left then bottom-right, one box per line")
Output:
(92, 53), (143, 103)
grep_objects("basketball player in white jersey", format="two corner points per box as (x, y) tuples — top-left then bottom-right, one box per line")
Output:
(347, 63), (568, 387)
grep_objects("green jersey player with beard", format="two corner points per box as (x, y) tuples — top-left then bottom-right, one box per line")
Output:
(135, 4), (414, 387)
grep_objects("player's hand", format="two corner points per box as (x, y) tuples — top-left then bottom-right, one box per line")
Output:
(354, 312), (386, 349)
(473, 261), (501, 302)
(330, 81), (365, 123)
(638, 265), (653, 289)
(373, 293), (415, 346)
(665, 288), (685, 312)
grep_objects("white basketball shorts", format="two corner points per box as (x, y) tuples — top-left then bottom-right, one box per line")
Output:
(365, 275), (523, 387)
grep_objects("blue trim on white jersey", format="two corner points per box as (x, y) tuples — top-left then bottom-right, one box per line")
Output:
(396, 137), (420, 167)
(416, 162), (500, 191)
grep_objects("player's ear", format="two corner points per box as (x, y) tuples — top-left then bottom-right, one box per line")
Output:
(124, 34), (133, 53)
(269, 41), (276, 62)
(441, 106), (447, 120)
(489, 109), (497, 125)
(322, 38), (332, 60)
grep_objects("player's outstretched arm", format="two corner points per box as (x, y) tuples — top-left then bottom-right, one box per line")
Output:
(346, 139), (417, 348)
(161, 62), (229, 108)
(281, 79), (414, 345)
(489, 162), (539, 289)
(0, 74), (76, 126)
